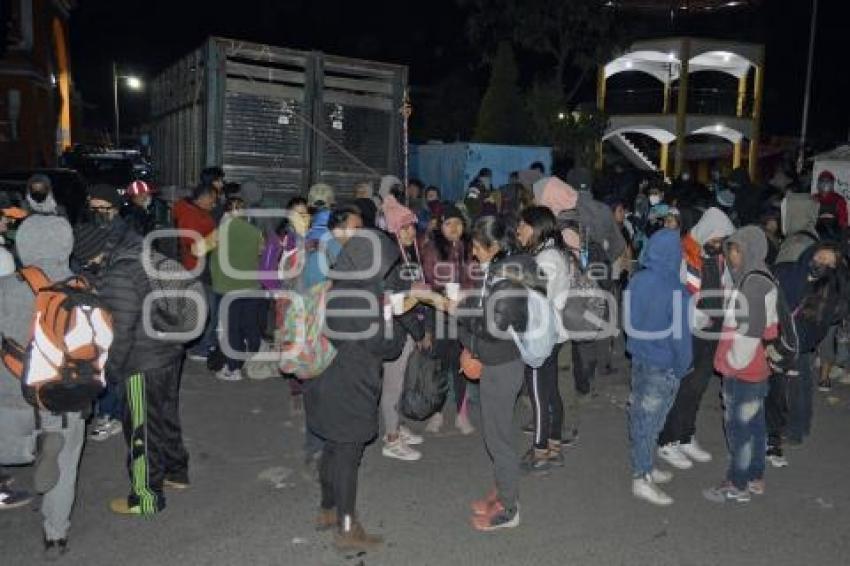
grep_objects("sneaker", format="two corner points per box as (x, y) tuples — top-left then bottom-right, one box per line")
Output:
(547, 441), (566, 467)
(817, 380), (832, 393)
(382, 438), (422, 461)
(43, 536), (68, 561)
(521, 448), (552, 473)
(315, 507), (337, 532)
(679, 438), (712, 463)
(657, 443), (693, 470)
(187, 351), (209, 362)
(89, 418), (123, 442)
(34, 432), (64, 494)
(398, 425), (423, 446)
(650, 468), (673, 484)
(632, 476), (673, 506)
(766, 446), (788, 468)
(455, 412), (475, 435)
(703, 482), (751, 504)
(471, 488), (498, 516)
(424, 412), (443, 434)
(748, 479), (765, 496)
(163, 478), (190, 490)
(0, 488), (32, 510)
(216, 368), (243, 382)
(108, 497), (142, 515)
(471, 502), (520, 532)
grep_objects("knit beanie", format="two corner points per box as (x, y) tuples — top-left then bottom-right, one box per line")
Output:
(15, 215), (74, 265)
(382, 195), (417, 235)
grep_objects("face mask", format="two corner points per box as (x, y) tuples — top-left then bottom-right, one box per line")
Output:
(139, 197), (152, 209)
(90, 210), (114, 227)
(649, 195), (661, 206)
(809, 261), (832, 280)
(30, 191), (49, 203)
(480, 177), (492, 190)
(703, 243), (722, 257)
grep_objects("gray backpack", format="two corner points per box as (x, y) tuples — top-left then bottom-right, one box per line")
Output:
(144, 251), (207, 342)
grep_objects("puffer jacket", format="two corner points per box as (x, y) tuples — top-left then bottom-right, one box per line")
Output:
(92, 219), (184, 381)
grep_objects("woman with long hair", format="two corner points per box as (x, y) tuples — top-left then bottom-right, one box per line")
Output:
(515, 206), (570, 471)
(419, 205), (475, 434)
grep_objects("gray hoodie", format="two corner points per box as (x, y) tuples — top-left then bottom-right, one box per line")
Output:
(0, 216), (74, 409)
(776, 193), (819, 265)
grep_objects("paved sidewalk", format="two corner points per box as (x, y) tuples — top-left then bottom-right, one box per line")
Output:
(2, 358), (849, 565)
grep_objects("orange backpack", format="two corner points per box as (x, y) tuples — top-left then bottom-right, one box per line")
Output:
(0, 267), (113, 413)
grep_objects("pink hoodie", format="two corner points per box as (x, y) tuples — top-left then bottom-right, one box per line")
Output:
(532, 176), (578, 216)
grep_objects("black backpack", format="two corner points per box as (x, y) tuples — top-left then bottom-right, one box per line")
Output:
(398, 349), (447, 421)
(144, 251), (207, 342)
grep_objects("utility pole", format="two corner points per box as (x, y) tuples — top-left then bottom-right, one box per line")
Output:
(798, 0), (819, 173)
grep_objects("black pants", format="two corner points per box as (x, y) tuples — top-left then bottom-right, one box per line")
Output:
(658, 337), (717, 446)
(524, 344), (563, 449)
(766, 372), (789, 449)
(319, 441), (365, 519)
(224, 296), (266, 371)
(572, 340), (599, 395)
(122, 359), (189, 514)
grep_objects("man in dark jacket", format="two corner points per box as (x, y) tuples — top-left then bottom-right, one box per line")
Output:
(74, 184), (188, 516)
(120, 180), (175, 257)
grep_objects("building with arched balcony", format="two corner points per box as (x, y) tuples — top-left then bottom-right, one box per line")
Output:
(0, 0), (76, 170)
(597, 37), (765, 181)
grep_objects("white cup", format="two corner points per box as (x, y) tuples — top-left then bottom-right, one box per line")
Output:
(445, 283), (460, 302)
(390, 292), (406, 315)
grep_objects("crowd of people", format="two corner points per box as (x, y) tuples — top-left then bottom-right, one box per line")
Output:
(0, 159), (848, 557)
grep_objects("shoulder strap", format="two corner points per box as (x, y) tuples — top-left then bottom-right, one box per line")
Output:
(18, 266), (51, 294)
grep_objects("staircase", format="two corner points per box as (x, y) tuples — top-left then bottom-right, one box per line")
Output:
(609, 132), (658, 172)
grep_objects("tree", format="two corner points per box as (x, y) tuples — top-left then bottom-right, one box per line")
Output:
(462, 0), (618, 104)
(473, 42), (528, 144)
(526, 81), (607, 168)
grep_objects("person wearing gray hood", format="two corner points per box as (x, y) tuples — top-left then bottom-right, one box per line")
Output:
(775, 193), (820, 265)
(23, 174), (67, 218)
(0, 215), (84, 558)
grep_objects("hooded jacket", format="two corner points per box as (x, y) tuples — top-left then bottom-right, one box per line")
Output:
(304, 230), (407, 443)
(0, 216), (74, 410)
(88, 218), (184, 381)
(682, 207), (735, 297)
(625, 229), (693, 379)
(714, 226), (779, 382)
(776, 193), (820, 265)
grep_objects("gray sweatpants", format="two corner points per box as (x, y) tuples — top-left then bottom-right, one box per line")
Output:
(0, 407), (85, 541)
(479, 358), (524, 511)
(382, 336), (415, 436)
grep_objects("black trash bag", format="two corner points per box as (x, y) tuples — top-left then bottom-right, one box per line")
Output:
(398, 348), (447, 421)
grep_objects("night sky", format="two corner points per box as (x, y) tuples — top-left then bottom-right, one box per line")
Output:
(69, 0), (848, 148)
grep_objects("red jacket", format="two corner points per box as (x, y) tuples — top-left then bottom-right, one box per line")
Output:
(172, 198), (215, 271)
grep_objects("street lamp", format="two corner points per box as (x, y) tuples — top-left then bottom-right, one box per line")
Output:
(112, 61), (143, 148)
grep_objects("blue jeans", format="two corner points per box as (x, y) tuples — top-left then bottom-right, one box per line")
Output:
(190, 285), (221, 355)
(788, 352), (813, 442)
(96, 380), (125, 421)
(628, 360), (679, 478)
(722, 378), (768, 490)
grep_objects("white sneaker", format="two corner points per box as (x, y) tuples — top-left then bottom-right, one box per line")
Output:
(216, 368), (243, 382)
(632, 476), (673, 506)
(650, 468), (673, 484)
(398, 426), (423, 446)
(382, 439), (422, 461)
(424, 412), (443, 434)
(455, 412), (475, 435)
(89, 418), (122, 442)
(657, 443), (693, 470)
(679, 438), (712, 463)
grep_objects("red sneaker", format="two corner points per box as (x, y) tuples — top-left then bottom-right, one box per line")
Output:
(470, 488), (498, 516)
(471, 501), (520, 532)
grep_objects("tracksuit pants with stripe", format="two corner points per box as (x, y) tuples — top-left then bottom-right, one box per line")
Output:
(122, 359), (189, 514)
(524, 344), (563, 450)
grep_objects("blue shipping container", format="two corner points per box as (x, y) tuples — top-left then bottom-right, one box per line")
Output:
(410, 143), (553, 203)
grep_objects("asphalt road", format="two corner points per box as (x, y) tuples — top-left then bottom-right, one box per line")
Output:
(2, 352), (850, 566)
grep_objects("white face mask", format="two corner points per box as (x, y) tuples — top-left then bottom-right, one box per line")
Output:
(140, 196), (152, 209)
(480, 176), (492, 190)
(649, 195), (662, 206)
